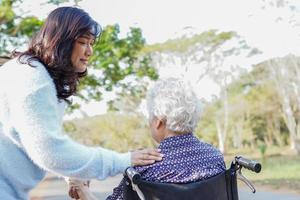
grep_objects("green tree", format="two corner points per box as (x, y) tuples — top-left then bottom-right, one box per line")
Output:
(74, 24), (158, 112)
(198, 59), (292, 152)
(0, 0), (44, 55)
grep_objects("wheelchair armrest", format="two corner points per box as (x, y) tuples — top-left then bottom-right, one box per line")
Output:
(125, 167), (142, 184)
(234, 156), (261, 173)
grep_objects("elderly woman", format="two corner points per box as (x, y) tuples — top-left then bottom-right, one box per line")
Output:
(72, 77), (226, 200)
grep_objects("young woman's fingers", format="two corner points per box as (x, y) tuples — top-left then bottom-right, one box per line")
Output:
(142, 154), (163, 161)
(140, 159), (156, 165)
(143, 148), (164, 159)
(134, 159), (155, 166)
(69, 187), (80, 199)
(131, 148), (164, 166)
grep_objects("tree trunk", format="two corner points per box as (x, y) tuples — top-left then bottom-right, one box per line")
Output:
(215, 86), (229, 154)
(272, 117), (284, 146)
(216, 119), (225, 153)
(268, 58), (300, 154)
(233, 122), (242, 148)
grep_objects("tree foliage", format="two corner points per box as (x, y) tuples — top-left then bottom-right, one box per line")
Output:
(74, 24), (158, 112)
(0, 0), (43, 55)
(197, 56), (300, 153)
(64, 113), (155, 152)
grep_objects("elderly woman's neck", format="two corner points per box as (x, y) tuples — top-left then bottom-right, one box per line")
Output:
(163, 129), (187, 140)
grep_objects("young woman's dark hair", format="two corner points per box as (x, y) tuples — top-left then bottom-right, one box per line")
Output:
(15, 7), (101, 101)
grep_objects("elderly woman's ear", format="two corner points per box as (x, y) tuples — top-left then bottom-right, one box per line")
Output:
(154, 118), (165, 130)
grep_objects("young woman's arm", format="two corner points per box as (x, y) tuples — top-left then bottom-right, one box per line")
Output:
(9, 64), (130, 180)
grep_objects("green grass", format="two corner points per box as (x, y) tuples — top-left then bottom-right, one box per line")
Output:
(244, 155), (300, 191)
(224, 147), (300, 192)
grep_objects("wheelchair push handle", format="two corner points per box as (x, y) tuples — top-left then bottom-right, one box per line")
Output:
(125, 167), (141, 184)
(235, 156), (261, 173)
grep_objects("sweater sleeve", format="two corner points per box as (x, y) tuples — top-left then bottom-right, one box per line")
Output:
(9, 78), (131, 180)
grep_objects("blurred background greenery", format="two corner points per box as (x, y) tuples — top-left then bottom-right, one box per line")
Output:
(1, 0), (299, 193)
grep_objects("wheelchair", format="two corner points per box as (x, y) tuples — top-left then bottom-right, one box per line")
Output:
(124, 156), (261, 200)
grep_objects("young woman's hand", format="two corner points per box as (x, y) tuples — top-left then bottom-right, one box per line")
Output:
(131, 148), (164, 166)
(67, 178), (90, 199)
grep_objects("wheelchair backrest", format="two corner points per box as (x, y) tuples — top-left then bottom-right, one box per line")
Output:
(124, 169), (238, 200)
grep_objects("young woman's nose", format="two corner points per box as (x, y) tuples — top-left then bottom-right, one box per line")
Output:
(85, 44), (93, 57)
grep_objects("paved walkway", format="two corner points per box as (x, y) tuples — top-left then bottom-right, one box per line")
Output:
(30, 173), (300, 200)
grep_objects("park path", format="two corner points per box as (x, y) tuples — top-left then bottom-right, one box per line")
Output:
(30, 173), (300, 200)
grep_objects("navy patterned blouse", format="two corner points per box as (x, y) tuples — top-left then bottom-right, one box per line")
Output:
(106, 133), (226, 200)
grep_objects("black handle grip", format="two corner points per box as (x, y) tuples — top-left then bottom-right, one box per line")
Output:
(235, 156), (262, 173)
(125, 167), (141, 184)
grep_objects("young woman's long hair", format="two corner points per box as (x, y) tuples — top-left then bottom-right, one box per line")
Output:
(15, 7), (101, 101)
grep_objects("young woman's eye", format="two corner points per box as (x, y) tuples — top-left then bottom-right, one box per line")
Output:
(78, 40), (94, 47)
(78, 41), (86, 45)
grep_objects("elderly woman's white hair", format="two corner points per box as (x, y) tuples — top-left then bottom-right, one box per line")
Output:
(146, 77), (201, 133)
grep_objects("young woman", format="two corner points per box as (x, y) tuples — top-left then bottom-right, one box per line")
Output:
(0, 7), (162, 200)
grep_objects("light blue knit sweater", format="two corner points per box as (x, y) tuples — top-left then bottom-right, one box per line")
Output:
(0, 57), (131, 200)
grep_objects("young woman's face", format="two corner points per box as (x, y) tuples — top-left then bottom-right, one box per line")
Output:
(71, 34), (95, 72)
